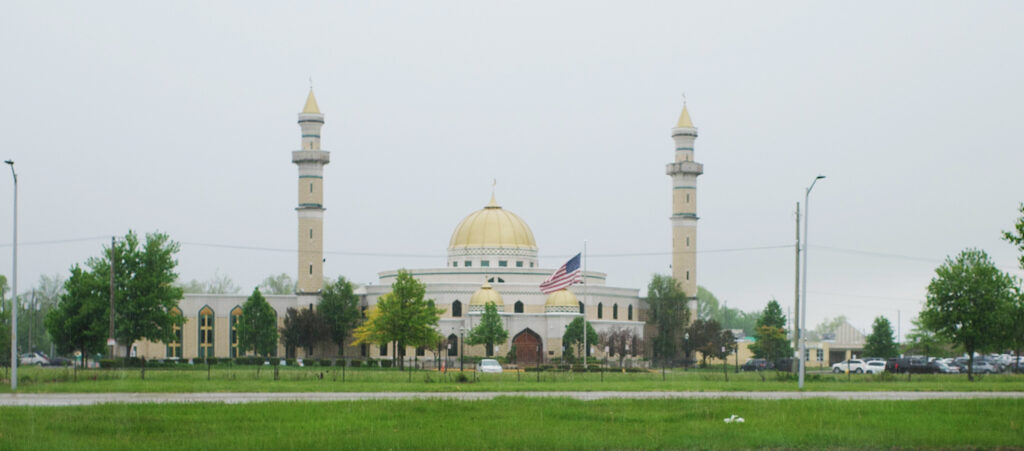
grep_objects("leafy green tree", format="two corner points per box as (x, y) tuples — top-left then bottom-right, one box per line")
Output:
(319, 276), (361, 357)
(562, 316), (597, 363)
(696, 286), (758, 334)
(902, 315), (954, 357)
(44, 266), (108, 362)
(106, 231), (186, 359)
(260, 273), (296, 295)
(0, 274), (8, 360)
(863, 316), (898, 358)
(279, 307), (302, 358)
(1003, 202), (1024, 270)
(748, 299), (793, 362)
(921, 249), (1016, 380)
(236, 288), (278, 357)
(646, 274), (689, 365)
(1003, 203), (1024, 369)
(687, 318), (725, 367)
(467, 302), (508, 356)
(353, 270), (444, 369)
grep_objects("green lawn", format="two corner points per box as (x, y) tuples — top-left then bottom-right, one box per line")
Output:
(3, 365), (1023, 393)
(1, 397), (1022, 449)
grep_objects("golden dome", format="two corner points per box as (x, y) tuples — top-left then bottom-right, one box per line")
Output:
(544, 289), (578, 308)
(469, 281), (504, 306)
(449, 194), (537, 250)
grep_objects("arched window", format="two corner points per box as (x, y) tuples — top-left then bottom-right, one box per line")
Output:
(597, 303), (603, 319)
(514, 301), (524, 313)
(230, 306), (242, 358)
(628, 304), (633, 320)
(198, 306), (214, 359)
(613, 304), (618, 320)
(452, 300), (462, 317)
(578, 302), (585, 315)
(167, 307), (182, 359)
(447, 334), (459, 357)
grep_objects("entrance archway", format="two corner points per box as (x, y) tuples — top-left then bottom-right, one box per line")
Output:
(513, 328), (543, 365)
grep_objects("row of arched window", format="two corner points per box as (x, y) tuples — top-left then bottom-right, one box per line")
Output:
(167, 305), (247, 359)
(449, 300), (633, 320)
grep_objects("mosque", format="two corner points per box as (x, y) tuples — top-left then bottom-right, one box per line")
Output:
(132, 89), (703, 364)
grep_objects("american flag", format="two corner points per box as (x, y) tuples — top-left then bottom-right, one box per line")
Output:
(539, 253), (582, 294)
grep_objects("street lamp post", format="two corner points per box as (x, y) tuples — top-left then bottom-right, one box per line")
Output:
(459, 327), (465, 372)
(5, 160), (16, 391)
(684, 332), (690, 371)
(799, 175), (826, 389)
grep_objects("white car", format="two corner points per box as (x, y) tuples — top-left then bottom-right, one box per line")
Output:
(478, 359), (503, 373)
(864, 360), (886, 374)
(20, 352), (50, 366)
(831, 359), (867, 374)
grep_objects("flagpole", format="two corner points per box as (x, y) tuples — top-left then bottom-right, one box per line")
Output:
(583, 240), (587, 368)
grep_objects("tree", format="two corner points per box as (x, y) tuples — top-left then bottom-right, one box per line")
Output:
(696, 286), (758, 334)
(863, 316), (899, 358)
(236, 288), (278, 358)
(178, 269), (239, 294)
(921, 249), (1016, 381)
(600, 327), (639, 367)
(279, 307), (328, 358)
(466, 302), (508, 356)
(562, 316), (597, 363)
(1003, 203), (1024, 370)
(319, 276), (361, 357)
(748, 299), (793, 363)
(646, 274), (689, 364)
(260, 273), (296, 295)
(687, 318), (726, 367)
(107, 232), (186, 359)
(902, 316), (954, 357)
(807, 315), (848, 341)
(279, 307), (302, 358)
(44, 266), (108, 363)
(1003, 202), (1024, 270)
(353, 270), (444, 369)
(0, 274), (8, 361)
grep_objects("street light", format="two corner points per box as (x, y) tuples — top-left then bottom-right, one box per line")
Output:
(5, 160), (16, 391)
(459, 326), (465, 372)
(799, 175), (826, 389)
(684, 332), (690, 371)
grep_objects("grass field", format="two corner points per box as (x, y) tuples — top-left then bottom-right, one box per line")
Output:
(1, 397), (1022, 449)
(2, 365), (1024, 393)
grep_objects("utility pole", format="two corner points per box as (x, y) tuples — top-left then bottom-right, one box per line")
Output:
(108, 236), (116, 359)
(793, 202), (800, 349)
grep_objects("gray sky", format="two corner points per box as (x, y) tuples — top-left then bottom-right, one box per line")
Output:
(2, 1), (1022, 339)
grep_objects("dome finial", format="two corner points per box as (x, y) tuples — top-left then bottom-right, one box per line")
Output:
(487, 179), (499, 208)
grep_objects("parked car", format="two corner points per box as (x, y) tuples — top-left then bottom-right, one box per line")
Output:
(864, 360), (886, 374)
(45, 355), (73, 367)
(478, 359), (503, 373)
(831, 359), (867, 373)
(19, 352), (50, 366)
(931, 361), (958, 374)
(954, 357), (999, 374)
(886, 357), (936, 374)
(741, 359), (772, 371)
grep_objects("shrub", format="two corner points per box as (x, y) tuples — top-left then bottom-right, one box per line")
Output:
(380, 360), (393, 368)
(285, 359), (296, 367)
(320, 359), (333, 367)
(455, 372), (470, 383)
(350, 360), (362, 368)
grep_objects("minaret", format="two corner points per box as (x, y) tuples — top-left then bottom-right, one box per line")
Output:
(293, 88), (330, 295)
(666, 102), (702, 315)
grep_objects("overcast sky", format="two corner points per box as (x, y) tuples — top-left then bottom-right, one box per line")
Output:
(2, 1), (1022, 339)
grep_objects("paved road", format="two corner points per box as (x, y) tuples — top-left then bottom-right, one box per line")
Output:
(2, 391), (1023, 406)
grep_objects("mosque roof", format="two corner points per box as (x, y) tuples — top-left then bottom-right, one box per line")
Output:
(469, 281), (504, 306)
(302, 88), (320, 114)
(448, 194), (537, 250)
(544, 289), (578, 308)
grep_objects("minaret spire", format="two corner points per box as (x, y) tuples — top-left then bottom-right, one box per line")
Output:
(666, 97), (702, 318)
(293, 88), (330, 295)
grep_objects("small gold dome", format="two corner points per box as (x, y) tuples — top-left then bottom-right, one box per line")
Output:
(469, 281), (504, 306)
(449, 195), (537, 250)
(544, 289), (578, 308)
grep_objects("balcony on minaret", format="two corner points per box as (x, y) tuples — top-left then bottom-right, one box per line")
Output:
(665, 161), (703, 176)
